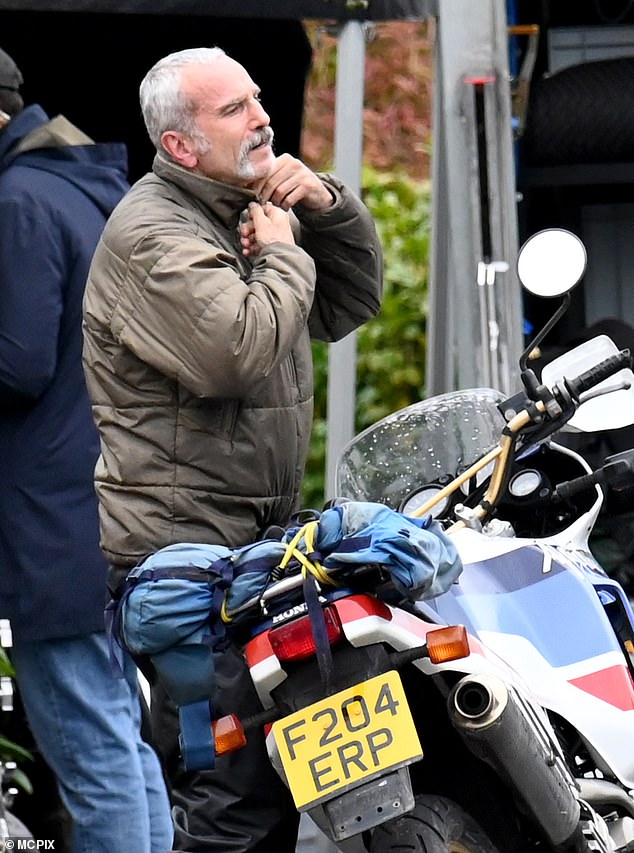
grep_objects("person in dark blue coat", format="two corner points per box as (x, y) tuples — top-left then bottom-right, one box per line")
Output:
(0, 47), (173, 852)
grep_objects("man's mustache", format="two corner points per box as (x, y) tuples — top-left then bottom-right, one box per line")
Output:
(244, 127), (274, 152)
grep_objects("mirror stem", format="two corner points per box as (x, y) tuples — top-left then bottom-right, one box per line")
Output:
(520, 292), (572, 373)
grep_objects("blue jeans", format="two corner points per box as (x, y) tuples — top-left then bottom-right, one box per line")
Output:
(10, 632), (174, 853)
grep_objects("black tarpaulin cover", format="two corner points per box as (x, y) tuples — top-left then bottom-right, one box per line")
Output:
(0, 0), (432, 18)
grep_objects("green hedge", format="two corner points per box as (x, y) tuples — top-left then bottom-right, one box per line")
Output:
(302, 168), (432, 507)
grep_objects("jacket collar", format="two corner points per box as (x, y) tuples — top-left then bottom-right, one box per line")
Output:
(13, 114), (93, 156)
(152, 153), (259, 228)
(0, 105), (96, 169)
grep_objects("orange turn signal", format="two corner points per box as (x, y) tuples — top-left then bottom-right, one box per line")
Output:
(426, 625), (470, 664)
(212, 714), (247, 755)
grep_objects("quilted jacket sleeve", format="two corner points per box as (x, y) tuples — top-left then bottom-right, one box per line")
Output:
(296, 173), (383, 343)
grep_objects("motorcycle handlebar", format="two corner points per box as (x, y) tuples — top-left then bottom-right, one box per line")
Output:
(561, 349), (631, 403)
(460, 350), (631, 528)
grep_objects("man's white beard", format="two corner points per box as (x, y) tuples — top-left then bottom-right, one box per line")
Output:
(237, 156), (256, 180)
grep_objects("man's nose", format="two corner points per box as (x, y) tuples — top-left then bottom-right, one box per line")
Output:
(249, 99), (270, 125)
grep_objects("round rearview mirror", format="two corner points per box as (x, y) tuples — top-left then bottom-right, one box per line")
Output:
(517, 228), (587, 298)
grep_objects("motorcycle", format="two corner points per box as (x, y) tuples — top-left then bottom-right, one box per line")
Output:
(119, 227), (634, 852)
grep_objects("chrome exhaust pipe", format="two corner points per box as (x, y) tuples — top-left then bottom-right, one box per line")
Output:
(448, 673), (581, 848)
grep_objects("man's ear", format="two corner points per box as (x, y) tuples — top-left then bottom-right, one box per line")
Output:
(161, 130), (198, 169)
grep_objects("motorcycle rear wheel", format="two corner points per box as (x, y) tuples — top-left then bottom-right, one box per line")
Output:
(370, 795), (501, 853)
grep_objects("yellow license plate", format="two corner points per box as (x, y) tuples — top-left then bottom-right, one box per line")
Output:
(271, 670), (423, 809)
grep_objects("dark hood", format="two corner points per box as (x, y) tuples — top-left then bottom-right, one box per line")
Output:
(0, 103), (129, 217)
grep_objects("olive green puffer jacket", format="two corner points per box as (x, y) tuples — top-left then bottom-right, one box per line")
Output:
(82, 154), (382, 570)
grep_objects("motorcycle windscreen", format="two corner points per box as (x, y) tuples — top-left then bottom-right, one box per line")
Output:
(335, 388), (505, 509)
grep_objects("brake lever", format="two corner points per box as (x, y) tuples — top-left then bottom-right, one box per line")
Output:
(575, 377), (633, 404)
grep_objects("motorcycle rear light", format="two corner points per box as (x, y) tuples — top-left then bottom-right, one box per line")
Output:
(269, 606), (343, 662)
(426, 625), (470, 664)
(213, 713), (247, 755)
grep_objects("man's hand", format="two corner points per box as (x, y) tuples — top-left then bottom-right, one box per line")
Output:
(239, 202), (295, 257)
(255, 154), (334, 211)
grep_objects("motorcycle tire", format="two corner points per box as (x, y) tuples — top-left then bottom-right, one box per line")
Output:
(370, 795), (501, 853)
(523, 57), (634, 166)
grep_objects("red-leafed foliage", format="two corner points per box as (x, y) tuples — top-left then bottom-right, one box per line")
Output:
(301, 19), (434, 180)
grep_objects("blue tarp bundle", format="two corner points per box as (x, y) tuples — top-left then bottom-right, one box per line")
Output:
(113, 501), (462, 769)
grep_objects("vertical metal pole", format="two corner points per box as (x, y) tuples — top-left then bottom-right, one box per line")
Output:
(325, 20), (366, 499)
(426, 0), (523, 397)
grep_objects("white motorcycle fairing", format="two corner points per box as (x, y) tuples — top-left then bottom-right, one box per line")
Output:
(426, 522), (634, 788)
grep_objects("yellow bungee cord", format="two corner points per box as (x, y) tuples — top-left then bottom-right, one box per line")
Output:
(220, 520), (339, 624)
(275, 520), (335, 586)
